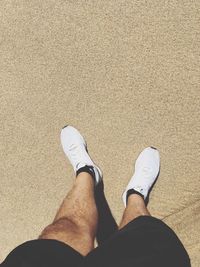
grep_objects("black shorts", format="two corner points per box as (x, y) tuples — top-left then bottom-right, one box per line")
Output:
(1, 216), (191, 267)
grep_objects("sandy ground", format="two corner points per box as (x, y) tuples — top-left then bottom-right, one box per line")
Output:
(0, 0), (199, 266)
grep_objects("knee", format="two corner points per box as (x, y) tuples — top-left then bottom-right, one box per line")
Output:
(39, 218), (76, 237)
(38, 217), (94, 256)
(38, 217), (90, 238)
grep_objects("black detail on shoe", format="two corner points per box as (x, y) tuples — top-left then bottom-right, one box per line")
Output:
(76, 165), (96, 184)
(150, 146), (157, 150)
(126, 189), (144, 206)
(62, 125), (69, 129)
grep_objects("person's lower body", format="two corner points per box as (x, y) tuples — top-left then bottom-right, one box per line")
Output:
(1, 126), (191, 267)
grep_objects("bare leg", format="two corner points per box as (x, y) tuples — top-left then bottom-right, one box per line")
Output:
(118, 194), (151, 230)
(38, 172), (98, 256)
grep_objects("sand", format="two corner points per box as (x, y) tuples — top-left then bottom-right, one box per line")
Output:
(0, 0), (199, 266)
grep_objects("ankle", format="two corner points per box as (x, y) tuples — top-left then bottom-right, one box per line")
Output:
(75, 172), (95, 188)
(126, 197), (151, 218)
(76, 165), (96, 185)
(127, 193), (146, 206)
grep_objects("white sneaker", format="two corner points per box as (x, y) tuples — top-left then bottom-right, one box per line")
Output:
(122, 147), (160, 207)
(60, 125), (103, 186)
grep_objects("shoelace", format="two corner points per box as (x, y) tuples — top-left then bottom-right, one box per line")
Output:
(141, 166), (153, 177)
